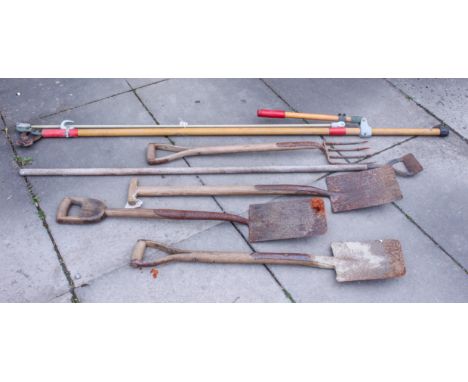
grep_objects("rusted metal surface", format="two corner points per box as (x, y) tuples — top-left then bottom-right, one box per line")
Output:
(248, 198), (327, 242)
(16, 132), (41, 147)
(152, 209), (249, 225)
(331, 239), (406, 282)
(320, 140), (371, 163)
(130, 239), (406, 283)
(325, 166), (403, 212)
(387, 153), (423, 177)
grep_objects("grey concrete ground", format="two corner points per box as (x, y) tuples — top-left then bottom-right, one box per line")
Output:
(0, 78), (466, 302)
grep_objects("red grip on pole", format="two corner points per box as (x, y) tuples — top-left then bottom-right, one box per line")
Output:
(42, 129), (78, 138)
(257, 109), (286, 118)
(329, 128), (346, 136)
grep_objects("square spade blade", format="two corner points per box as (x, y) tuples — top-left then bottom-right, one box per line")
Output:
(248, 198), (327, 242)
(331, 239), (406, 282)
(326, 166), (403, 213)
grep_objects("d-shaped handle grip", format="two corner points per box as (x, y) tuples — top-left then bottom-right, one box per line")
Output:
(56, 197), (107, 224)
(146, 143), (188, 165)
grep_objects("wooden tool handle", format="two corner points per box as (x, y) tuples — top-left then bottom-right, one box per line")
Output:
(146, 141), (323, 165)
(133, 184), (331, 197)
(56, 196), (107, 224)
(146, 143), (188, 165)
(128, 179), (332, 205)
(130, 239), (336, 268)
(257, 109), (356, 123)
(19, 163), (370, 177)
(106, 208), (249, 225)
(253, 184), (331, 197)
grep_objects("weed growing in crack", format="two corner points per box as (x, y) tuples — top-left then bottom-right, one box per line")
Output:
(37, 208), (46, 221)
(15, 156), (33, 167)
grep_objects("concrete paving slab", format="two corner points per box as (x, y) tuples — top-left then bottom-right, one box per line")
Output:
(0, 78), (130, 124)
(126, 78), (167, 88)
(365, 133), (468, 269)
(136, 78), (330, 213)
(14, 92), (226, 286)
(4, 78), (466, 303)
(250, 188), (467, 302)
(49, 292), (73, 303)
(75, 222), (289, 302)
(262, 78), (439, 154)
(0, 132), (70, 302)
(390, 79), (468, 140)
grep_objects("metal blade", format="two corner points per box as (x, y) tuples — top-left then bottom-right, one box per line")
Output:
(326, 166), (403, 212)
(248, 198), (327, 242)
(331, 240), (406, 282)
(388, 153), (423, 177)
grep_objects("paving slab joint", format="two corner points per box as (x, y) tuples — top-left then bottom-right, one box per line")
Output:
(228, 222), (296, 303)
(391, 202), (467, 274)
(385, 79), (467, 144)
(39, 79), (170, 120)
(1, 114), (80, 302)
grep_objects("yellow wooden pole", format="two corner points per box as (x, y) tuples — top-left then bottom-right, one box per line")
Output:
(76, 126), (444, 137)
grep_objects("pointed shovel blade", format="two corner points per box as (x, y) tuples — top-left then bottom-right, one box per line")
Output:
(331, 239), (406, 282)
(248, 198), (327, 242)
(326, 166), (403, 213)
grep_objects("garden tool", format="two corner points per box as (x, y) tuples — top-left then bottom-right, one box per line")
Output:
(146, 140), (370, 165)
(127, 166), (403, 212)
(18, 153), (422, 178)
(130, 239), (406, 283)
(56, 197), (327, 242)
(15, 119), (448, 146)
(257, 109), (449, 138)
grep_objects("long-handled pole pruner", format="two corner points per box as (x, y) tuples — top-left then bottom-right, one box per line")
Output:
(15, 117), (448, 147)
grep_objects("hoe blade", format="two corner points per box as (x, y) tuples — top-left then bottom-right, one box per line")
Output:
(326, 166), (403, 212)
(331, 240), (406, 282)
(248, 198), (327, 242)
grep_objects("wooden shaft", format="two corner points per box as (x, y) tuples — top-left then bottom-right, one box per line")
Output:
(105, 208), (161, 219)
(32, 126), (445, 138)
(78, 127), (444, 136)
(19, 164), (369, 177)
(77, 127), (334, 136)
(33, 123), (329, 129)
(128, 181), (331, 205)
(371, 128), (441, 136)
(138, 252), (336, 268)
(131, 241), (337, 269)
(105, 208), (249, 225)
(177, 141), (323, 155)
(148, 141), (323, 165)
(135, 185), (330, 197)
(284, 111), (351, 122)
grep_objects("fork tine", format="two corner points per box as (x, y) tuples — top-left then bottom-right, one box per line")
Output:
(328, 147), (370, 152)
(329, 155), (370, 159)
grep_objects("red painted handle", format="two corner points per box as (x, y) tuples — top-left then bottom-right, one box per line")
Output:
(42, 129), (78, 138)
(257, 109), (286, 118)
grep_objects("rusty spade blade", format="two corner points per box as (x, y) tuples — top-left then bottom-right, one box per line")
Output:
(325, 165), (403, 212)
(248, 198), (327, 242)
(331, 240), (406, 282)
